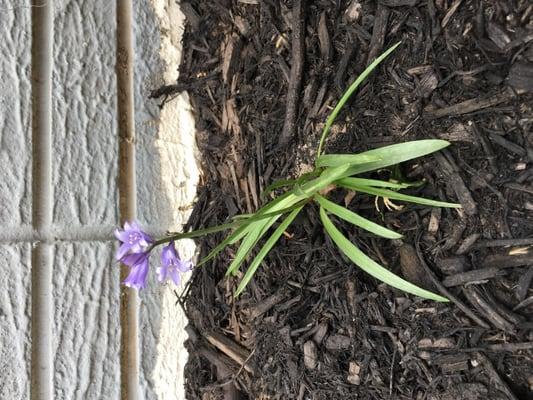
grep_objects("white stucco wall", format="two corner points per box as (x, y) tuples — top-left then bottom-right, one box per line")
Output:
(0, 1), (196, 398)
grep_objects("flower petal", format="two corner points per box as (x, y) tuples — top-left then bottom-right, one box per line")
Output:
(169, 268), (181, 286)
(177, 258), (193, 273)
(121, 252), (149, 267)
(161, 242), (177, 266)
(116, 243), (132, 261)
(114, 229), (131, 243)
(123, 257), (149, 290)
(129, 221), (141, 231)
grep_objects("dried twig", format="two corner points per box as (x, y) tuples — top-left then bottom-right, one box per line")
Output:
(280, 0), (305, 145)
(415, 233), (490, 329)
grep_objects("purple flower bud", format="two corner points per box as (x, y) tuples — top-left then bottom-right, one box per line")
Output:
(158, 241), (192, 285)
(114, 221), (153, 260)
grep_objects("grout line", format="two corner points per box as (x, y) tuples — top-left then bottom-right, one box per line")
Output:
(117, 1), (139, 398)
(30, 244), (53, 400)
(0, 225), (173, 243)
(30, 0), (54, 399)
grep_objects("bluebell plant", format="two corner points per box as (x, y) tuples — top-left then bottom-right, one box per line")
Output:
(115, 43), (461, 301)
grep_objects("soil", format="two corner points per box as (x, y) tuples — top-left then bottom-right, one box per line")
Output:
(152, 1), (533, 399)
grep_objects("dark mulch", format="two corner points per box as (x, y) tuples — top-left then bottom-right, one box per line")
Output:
(153, 1), (533, 398)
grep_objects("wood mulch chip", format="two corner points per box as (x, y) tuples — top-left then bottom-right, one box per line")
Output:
(152, 1), (533, 398)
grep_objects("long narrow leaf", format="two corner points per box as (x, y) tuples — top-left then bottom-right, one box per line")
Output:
(261, 170), (322, 199)
(261, 178), (299, 198)
(228, 166), (364, 277)
(334, 177), (414, 190)
(225, 191), (305, 276)
(225, 216), (281, 277)
(317, 41), (401, 157)
(317, 139), (450, 170)
(320, 208), (448, 302)
(337, 183), (461, 208)
(232, 200), (308, 223)
(197, 223), (251, 267)
(195, 200), (308, 267)
(235, 205), (304, 296)
(315, 194), (402, 239)
(299, 164), (352, 195)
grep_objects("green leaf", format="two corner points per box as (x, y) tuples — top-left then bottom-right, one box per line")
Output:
(261, 178), (299, 199)
(232, 200), (309, 223)
(317, 41), (401, 158)
(234, 205), (304, 297)
(314, 194), (402, 239)
(197, 223), (251, 267)
(319, 207), (448, 302)
(225, 191), (306, 276)
(337, 183), (462, 208)
(261, 170), (322, 199)
(299, 164), (352, 195)
(334, 177), (414, 190)
(186, 199), (308, 268)
(225, 217), (280, 277)
(317, 139), (451, 171)
(312, 154), (383, 169)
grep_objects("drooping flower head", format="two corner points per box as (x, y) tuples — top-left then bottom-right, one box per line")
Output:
(158, 241), (193, 285)
(114, 221), (154, 260)
(121, 251), (151, 290)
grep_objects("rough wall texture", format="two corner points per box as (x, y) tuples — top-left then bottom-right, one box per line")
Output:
(0, 244), (31, 399)
(136, 2), (198, 398)
(0, 0), (195, 399)
(53, 1), (119, 226)
(0, 4), (32, 399)
(0, 5), (32, 227)
(53, 243), (121, 400)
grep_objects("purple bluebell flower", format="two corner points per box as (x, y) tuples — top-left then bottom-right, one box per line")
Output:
(121, 252), (150, 290)
(114, 221), (153, 260)
(158, 241), (192, 285)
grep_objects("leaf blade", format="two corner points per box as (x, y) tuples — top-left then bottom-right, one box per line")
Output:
(315, 194), (402, 239)
(224, 193), (305, 276)
(337, 183), (462, 208)
(334, 177), (414, 189)
(317, 41), (401, 157)
(234, 205), (304, 296)
(320, 207), (448, 302)
(317, 139), (450, 171)
(225, 217), (281, 277)
(197, 223), (251, 267)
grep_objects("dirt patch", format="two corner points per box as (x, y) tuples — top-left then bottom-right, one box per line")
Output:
(153, 1), (533, 398)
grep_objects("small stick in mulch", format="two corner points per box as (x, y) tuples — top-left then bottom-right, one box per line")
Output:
(186, 326), (243, 400)
(366, 3), (390, 66)
(414, 233), (490, 329)
(434, 151), (478, 216)
(505, 182), (533, 195)
(280, 0), (305, 145)
(442, 267), (507, 288)
(204, 331), (256, 375)
(471, 122), (498, 175)
(462, 286), (515, 332)
(424, 87), (519, 119)
(248, 287), (290, 319)
(197, 345), (243, 400)
(473, 238), (533, 249)
(442, 250), (533, 287)
(516, 266), (533, 302)
(483, 251), (533, 268)
(459, 342), (533, 353)
(475, 352), (520, 400)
